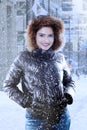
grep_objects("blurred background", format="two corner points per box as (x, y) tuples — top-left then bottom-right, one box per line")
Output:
(0, 0), (87, 90)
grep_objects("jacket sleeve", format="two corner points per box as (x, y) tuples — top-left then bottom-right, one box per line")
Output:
(3, 54), (32, 108)
(62, 55), (76, 105)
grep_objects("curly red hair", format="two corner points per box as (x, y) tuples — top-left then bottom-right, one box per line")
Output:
(27, 15), (64, 51)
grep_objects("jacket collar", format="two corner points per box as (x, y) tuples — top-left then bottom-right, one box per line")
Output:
(31, 48), (55, 61)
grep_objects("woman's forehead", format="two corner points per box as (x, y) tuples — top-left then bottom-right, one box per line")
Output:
(37, 27), (54, 34)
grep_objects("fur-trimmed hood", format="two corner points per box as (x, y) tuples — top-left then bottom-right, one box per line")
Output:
(26, 15), (64, 52)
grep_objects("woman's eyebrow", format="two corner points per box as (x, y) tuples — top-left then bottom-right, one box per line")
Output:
(38, 32), (54, 35)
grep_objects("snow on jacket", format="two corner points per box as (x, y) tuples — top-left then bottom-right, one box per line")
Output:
(3, 48), (75, 124)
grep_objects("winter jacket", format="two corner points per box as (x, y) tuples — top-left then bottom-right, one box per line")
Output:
(3, 48), (75, 124)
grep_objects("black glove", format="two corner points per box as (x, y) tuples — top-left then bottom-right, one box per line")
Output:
(64, 93), (73, 105)
(61, 96), (68, 108)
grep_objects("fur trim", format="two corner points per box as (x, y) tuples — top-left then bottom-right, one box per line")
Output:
(26, 16), (64, 52)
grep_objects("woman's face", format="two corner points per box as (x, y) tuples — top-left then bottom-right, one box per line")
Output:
(36, 27), (54, 50)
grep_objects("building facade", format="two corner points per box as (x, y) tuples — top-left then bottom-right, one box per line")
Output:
(0, 0), (17, 90)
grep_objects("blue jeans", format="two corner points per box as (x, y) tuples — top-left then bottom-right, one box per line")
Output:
(25, 108), (71, 130)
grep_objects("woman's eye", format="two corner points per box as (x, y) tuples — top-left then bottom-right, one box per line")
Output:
(49, 34), (54, 38)
(39, 34), (44, 37)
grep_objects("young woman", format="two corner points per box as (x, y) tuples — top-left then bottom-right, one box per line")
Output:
(3, 15), (75, 130)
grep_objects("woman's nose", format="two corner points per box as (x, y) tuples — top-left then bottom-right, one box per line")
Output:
(44, 37), (49, 42)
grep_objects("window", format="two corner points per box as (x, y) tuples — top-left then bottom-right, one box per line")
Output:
(16, 2), (26, 15)
(62, 3), (73, 11)
(17, 32), (25, 45)
(83, 2), (87, 11)
(7, 6), (12, 28)
(62, 0), (72, 2)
